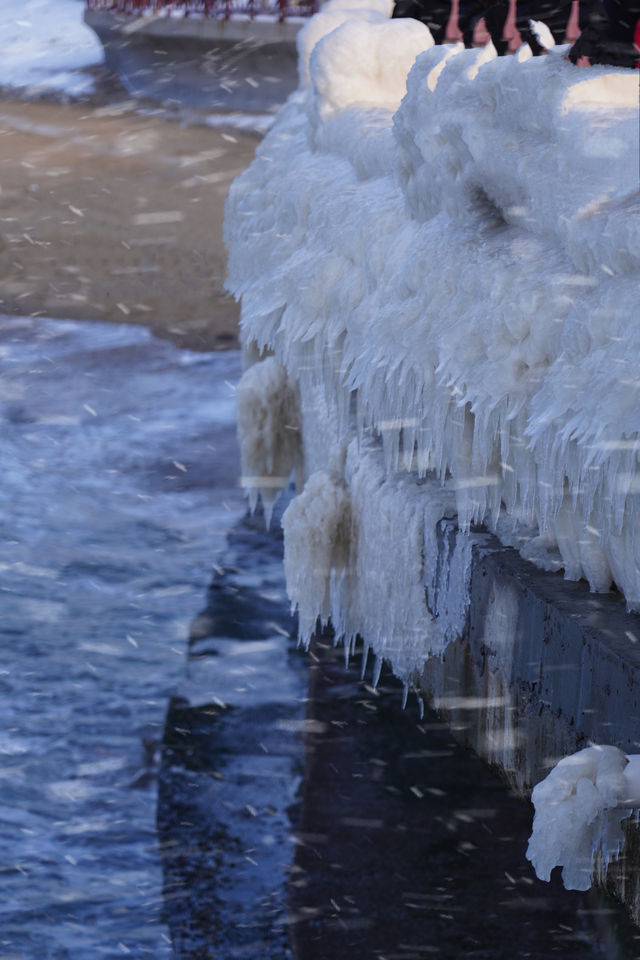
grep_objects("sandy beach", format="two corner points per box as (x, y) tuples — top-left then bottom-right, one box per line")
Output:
(0, 97), (258, 350)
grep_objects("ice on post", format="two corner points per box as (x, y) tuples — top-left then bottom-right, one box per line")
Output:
(227, 11), (640, 621)
(527, 746), (640, 892)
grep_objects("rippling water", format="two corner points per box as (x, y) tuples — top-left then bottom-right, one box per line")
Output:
(0, 315), (246, 958)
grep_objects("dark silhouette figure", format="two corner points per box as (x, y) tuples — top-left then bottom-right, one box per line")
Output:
(391, 0), (453, 44)
(569, 0), (640, 64)
(458, 0), (510, 54)
(391, 0), (511, 53)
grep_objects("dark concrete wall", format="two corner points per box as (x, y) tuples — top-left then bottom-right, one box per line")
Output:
(417, 518), (640, 921)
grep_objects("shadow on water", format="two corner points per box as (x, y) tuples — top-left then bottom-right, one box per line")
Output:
(158, 502), (305, 959)
(158, 507), (640, 959)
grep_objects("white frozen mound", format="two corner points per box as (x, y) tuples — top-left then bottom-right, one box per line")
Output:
(225, 9), (640, 632)
(527, 746), (640, 891)
(297, 0), (397, 90)
(282, 469), (351, 643)
(236, 357), (303, 527)
(311, 17), (433, 116)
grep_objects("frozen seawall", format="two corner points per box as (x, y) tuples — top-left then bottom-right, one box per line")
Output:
(224, 0), (640, 917)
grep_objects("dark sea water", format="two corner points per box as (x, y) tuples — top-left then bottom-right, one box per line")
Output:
(0, 315), (249, 958)
(1, 314), (639, 960)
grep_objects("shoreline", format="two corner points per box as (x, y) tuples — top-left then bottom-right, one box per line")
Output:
(0, 93), (258, 352)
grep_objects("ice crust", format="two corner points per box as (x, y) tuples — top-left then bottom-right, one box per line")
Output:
(282, 469), (351, 642)
(527, 746), (640, 891)
(236, 357), (303, 527)
(226, 5), (640, 632)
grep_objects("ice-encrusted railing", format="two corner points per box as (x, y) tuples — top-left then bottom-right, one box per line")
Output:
(227, 0), (640, 616)
(227, 0), (640, 896)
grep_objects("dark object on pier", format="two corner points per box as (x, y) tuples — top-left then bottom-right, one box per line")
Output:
(390, 0), (510, 54)
(458, 0), (510, 53)
(391, 0), (452, 44)
(569, 0), (640, 65)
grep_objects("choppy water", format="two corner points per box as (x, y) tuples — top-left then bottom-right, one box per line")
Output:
(0, 315), (247, 958)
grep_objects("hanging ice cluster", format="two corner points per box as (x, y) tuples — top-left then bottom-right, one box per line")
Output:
(226, 0), (640, 661)
(282, 441), (473, 683)
(236, 357), (303, 526)
(527, 746), (640, 891)
(282, 469), (351, 643)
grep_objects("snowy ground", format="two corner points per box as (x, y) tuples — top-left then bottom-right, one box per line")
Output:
(0, 0), (103, 97)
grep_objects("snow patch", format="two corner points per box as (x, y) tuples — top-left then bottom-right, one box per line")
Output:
(0, 0), (103, 98)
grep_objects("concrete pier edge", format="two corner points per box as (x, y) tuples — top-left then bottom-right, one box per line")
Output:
(85, 8), (303, 45)
(417, 516), (640, 921)
(84, 8), (301, 110)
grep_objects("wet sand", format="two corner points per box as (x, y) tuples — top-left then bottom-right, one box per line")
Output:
(0, 97), (258, 350)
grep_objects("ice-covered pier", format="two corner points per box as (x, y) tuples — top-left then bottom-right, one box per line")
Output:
(224, 0), (640, 920)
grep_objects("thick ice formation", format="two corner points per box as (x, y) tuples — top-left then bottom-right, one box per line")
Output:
(282, 469), (351, 642)
(226, 4), (640, 633)
(527, 746), (640, 891)
(236, 357), (303, 527)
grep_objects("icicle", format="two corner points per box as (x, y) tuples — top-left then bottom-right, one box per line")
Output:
(360, 642), (370, 681)
(372, 654), (383, 690)
(343, 637), (351, 668)
(401, 682), (409, 711)
(236, 358), (303, 528)
(226, 24), (640, 617)
(282, 470), (352, 646)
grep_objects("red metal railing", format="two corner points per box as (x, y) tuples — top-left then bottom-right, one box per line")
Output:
(85, 0), (318, 21)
